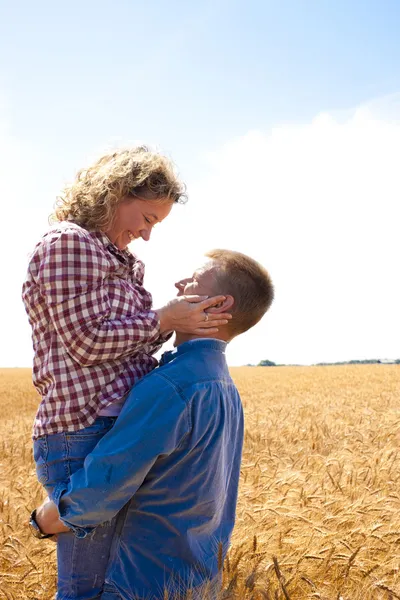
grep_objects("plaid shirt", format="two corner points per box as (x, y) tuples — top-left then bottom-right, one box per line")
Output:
(22, 222), (167, 439)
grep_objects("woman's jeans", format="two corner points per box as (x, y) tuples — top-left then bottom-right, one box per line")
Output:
(33, 417), (118, 600)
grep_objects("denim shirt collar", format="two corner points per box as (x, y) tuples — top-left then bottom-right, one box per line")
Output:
(160, 339), (227, 367)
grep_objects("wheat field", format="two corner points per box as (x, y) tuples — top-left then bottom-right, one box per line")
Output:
(1, 365), (400, 600)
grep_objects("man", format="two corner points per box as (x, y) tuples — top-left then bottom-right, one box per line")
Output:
(34, 249), (274, 600)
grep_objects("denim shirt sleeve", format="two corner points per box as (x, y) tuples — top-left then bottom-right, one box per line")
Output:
(53, 373), (190, 537)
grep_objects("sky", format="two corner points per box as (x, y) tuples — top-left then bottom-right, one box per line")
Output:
(1, 0), (399, 367)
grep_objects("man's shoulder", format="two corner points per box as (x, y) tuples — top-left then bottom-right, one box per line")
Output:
(130, 369), (190, 420)
(134, 368), (185, 400)
(156, 347), (235, 397)
(129, 349), (241, 431)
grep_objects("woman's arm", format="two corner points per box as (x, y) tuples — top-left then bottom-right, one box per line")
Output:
(34, 228), (163, 366)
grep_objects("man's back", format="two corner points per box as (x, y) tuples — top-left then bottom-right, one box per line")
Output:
(56, 339), (244, 600)
(101, 339), (242, 598)
(104, 339), (244, 599)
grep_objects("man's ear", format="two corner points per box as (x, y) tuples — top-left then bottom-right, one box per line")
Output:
(206, 295), (234, 314)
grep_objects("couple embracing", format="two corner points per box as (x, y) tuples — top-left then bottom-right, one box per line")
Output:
(22, 146), (274, 600)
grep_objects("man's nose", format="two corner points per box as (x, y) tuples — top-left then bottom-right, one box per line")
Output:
(175, 278), (191, 290)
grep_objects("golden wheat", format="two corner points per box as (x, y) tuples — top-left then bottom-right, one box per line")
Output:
(0, 365), (399, 599)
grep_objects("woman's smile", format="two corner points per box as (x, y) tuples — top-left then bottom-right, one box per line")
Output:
(106, 198), (173, 250)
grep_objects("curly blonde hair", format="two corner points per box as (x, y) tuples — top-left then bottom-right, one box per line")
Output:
(51, 146), (187, 230)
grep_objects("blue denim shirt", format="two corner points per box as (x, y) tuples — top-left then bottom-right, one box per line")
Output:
(53, 339), (244, 599)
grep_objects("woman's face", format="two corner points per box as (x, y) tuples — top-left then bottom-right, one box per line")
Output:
(105, 198), (173, 250)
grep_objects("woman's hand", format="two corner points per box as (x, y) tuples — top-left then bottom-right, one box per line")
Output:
(156, 295), (232, 335)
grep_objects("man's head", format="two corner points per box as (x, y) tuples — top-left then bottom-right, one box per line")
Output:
(175, 249), (274, 341)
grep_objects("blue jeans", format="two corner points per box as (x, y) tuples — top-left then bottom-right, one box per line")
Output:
(100, 586), (122, 600)
(33, 417), (118, 600)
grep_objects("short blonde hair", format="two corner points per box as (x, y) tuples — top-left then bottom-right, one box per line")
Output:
(51, 146), (187, 230)
(205, 249), (274, 336)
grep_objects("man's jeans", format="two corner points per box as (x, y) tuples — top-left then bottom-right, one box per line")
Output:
(33, 417), (118, 600)
(100, 586), (121, 600)
(100, 581), (221, 600)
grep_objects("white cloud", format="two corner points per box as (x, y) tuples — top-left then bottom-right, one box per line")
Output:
(139, 95), (400, 365)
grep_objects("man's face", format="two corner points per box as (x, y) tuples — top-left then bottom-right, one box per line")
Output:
(175, 260), (218, 298)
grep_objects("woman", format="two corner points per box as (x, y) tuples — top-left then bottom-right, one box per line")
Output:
(22, 146), (231, 600)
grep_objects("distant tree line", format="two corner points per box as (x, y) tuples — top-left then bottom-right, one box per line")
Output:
(249, 359), (400, 367)
(315, 359), (400, 366)
(257, 359), (277, 367)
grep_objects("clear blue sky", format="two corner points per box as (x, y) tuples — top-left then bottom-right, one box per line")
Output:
(2, 0), (400, 175)
(1, 1), (400, 366)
